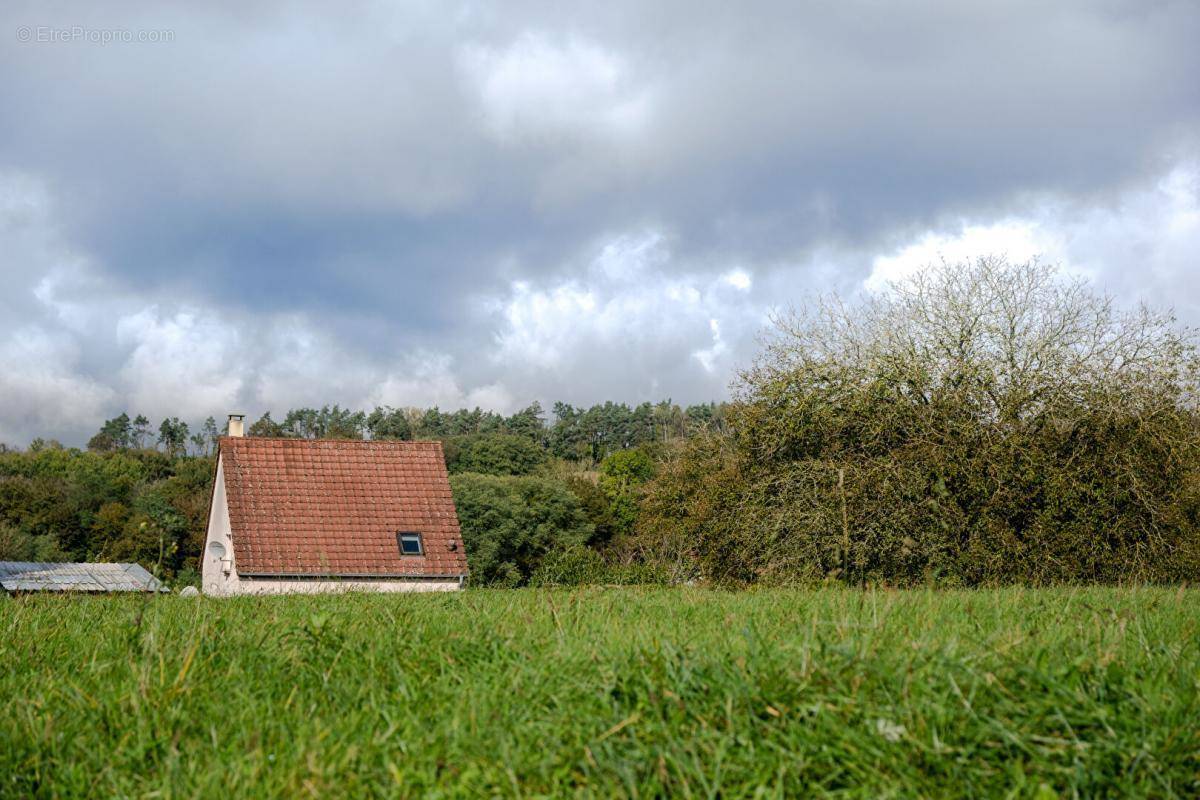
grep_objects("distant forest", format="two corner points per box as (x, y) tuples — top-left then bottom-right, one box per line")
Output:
(75, 399), (728, 462)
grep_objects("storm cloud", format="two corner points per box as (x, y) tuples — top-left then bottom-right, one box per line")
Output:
(1, 1), (1198, 444)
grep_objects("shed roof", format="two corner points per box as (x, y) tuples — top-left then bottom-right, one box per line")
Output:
(0, 561), (167, 593)
(217, 437), (468, 578)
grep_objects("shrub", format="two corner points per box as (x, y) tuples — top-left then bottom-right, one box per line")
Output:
(630, 434), (739, 584)
(562, 475), (619, 546)
(172, 565), (201, 589)
(528, 546), (610, 586)
(633, 259), (1200, 586)
(449, 473), (594, 585)
(529, 544), (670, 586)
(0, 448), (212, 576)
(0, 523), (69, 562)
(598, 448), (657, 539)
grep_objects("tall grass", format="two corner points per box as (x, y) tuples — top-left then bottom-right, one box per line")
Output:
(2, 587), (1198, 797)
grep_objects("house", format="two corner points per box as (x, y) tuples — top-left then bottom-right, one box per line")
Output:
(201, 415), (468, 596)
(0, 561), (167, 593)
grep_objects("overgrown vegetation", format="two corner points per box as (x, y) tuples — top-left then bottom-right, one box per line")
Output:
(2, 587), (1197, 797)
(637, 260), (1200, 585)
(449, 474), (595, 586)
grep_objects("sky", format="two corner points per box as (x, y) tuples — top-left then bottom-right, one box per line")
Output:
(1, 1), (1198, 446)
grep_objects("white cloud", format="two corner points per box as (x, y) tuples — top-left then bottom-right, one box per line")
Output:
(692, 318), (728, 373)
(113, 307), (524, 423)
(1, 161), (1197, 446)
(369, 354), (516, 413)
(488, 231), (761, 399)
(0, 172), (528, 440)
(1055, 163), (1200, 321)
(863, 163), (1200, 325)
(116, 307), (246, 421)
(492, 281), (600, 369)
(723, 269), (752, 291)
(0, 328), (114, 445)
(0, 172), (84, 322)
(458, 33), (653, 144)
(0, 173), (120, 443)
(865, 219), (1054, 291)
(245, 316), (371, 413)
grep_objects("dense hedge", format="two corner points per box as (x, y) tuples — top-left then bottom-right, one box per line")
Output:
(449, 473), (595, 585)
(632, 260), (1200, 585)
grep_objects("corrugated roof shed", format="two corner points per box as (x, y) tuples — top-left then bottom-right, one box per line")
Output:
(0, 562), (167, 593)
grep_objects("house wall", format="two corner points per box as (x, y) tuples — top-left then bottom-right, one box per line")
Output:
(201, 454), (462, 597)
(201, 455), (234, 596)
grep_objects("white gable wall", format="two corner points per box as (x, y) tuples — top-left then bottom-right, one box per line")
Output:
(201, 453), (461, 596)
(202, 455), (236, 596)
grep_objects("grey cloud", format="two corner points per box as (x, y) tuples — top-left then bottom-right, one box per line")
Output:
(0, 0), (1197, 444)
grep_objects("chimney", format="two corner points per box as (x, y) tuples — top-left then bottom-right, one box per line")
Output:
(227, 413), (245, 438)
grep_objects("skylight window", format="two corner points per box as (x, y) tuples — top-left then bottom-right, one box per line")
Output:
(397, 532), (424, 555)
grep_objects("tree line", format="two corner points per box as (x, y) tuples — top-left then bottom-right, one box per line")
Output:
(0, 399), (728, 584)
(74, 399), (729, 462)
(85, 413), (218, 458)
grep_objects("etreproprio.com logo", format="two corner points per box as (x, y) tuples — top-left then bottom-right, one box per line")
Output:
(16, 25), (175, 44)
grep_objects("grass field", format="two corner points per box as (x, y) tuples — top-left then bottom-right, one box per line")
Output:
(2, 587), (1198, 798)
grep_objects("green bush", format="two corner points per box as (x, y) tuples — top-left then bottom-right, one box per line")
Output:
(528, 545), (610, 586)
(450, 473), (594, 585)
(598, 448), (657, 539)
(528, 545), (669, 586)
(633, 260), (1200, 586)
(561, 475), (620, 546)
(172, 565), (201, 589)
(0, 523), (69, 562)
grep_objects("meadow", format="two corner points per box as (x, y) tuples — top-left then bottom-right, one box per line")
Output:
(2, 587), (1198, 798)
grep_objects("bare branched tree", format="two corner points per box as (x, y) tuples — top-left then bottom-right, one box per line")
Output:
(638, 258), (1200, 586)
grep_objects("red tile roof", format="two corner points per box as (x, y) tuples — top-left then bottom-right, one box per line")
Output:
(218, 437), (468, 578)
